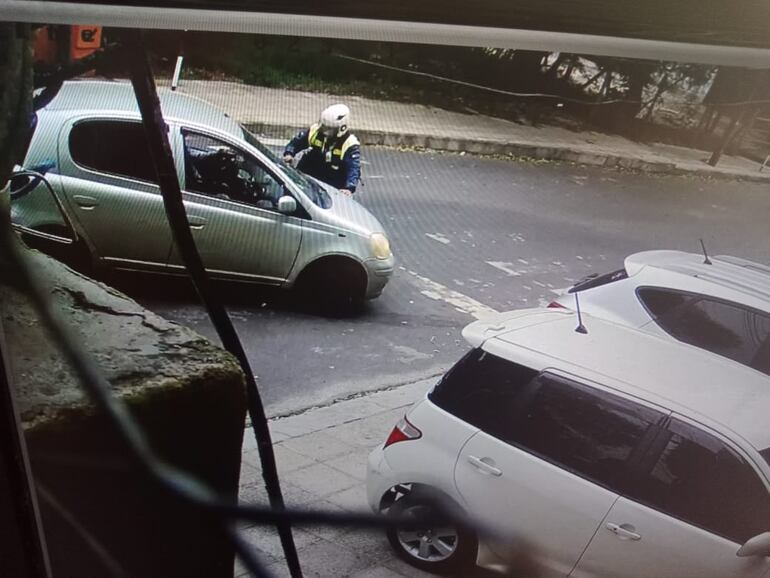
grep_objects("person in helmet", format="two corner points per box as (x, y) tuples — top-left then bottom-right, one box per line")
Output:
(283, 104), (361, 196)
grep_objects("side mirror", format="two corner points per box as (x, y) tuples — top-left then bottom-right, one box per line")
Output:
(737, 533), (770, 558)
(277, 195), (297, 215)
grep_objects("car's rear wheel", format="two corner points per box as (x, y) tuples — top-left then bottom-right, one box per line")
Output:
(386, 492), (477, 575)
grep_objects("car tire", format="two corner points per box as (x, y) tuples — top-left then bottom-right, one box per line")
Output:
(296, 258), (366, 317)
(386, 491), (477, 575)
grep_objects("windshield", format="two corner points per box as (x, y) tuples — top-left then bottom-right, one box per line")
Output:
(241, 127), (331, 209)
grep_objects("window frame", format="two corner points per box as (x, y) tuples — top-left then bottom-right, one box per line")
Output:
(68, 117), (163, 187)
(179, 126), (308, 219)
(626, 412), (770, 544)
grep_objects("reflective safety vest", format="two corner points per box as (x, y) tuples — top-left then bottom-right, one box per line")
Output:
(307, 123), (360, 171)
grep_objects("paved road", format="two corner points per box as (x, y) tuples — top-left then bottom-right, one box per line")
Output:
(126, 147), (770, 415)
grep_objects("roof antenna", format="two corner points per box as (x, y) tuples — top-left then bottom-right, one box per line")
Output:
(700, 238), (712, 265)
(574, 292), (588, 334)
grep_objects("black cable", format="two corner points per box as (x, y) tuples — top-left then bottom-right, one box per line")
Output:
(122, 33), (303, 578)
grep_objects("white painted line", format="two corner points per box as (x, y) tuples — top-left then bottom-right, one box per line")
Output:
(406, 270), (498, 320)
(486, 261), (523, 276)
(425, 233), (451, 245)
(367, 175), (385, 179)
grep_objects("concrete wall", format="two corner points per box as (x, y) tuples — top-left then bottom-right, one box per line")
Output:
(1, 246), (247, 577)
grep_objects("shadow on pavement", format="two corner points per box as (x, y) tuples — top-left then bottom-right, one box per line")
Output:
(103, 270), (372, 320)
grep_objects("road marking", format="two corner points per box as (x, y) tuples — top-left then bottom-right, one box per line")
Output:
(425, 233), (451, 245)
(367, 175), (385, 179)
(405, 270), (498, 319)
(486, 261), (523, 276)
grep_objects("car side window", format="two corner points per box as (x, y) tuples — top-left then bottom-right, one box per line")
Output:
(182, 131), (285, 210)
(428, 349), (539, 438)
(69, 120), (157, 183)
(507, 375), (663, 491)
(627, 418), (770, 544)
(638, 288), (770, 376)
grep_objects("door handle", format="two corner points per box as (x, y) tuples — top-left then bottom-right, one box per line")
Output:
(606, 522), (641, 541)
(73, 195), (99, 210)
(187, 216), (207, 230)
(467, 455), (502, 477)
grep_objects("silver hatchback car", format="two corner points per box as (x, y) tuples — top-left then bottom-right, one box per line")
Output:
(12, 81), (394, 304)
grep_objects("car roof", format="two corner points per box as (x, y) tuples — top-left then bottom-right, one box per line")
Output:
(625, 250), (770, 311)
(463, 308), (770, 451)
(40, 80), (243, 138)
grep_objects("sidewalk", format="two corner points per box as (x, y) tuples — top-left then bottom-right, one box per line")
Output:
(173, 79), (770, 184)
(235, 378), (437, 578)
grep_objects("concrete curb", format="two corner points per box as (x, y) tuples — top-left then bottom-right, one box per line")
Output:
(246, 122), (770, 184)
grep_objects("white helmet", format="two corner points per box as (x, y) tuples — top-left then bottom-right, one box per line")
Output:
(319, 104), (350, 138)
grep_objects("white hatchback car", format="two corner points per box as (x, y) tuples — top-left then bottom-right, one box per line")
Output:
(552, 250), (770, 376)
(368, 308), (770, 577)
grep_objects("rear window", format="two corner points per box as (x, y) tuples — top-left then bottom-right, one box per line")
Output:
(428, 348), (538, 438)
(69, 120), (158, 183)
(638, 287), (770, 376)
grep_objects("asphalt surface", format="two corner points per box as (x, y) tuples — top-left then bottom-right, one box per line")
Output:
(124, 147), (770, 415)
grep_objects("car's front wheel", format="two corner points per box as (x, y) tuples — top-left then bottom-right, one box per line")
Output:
(295, 257), (366, 316)
(386, 492), (477, 575)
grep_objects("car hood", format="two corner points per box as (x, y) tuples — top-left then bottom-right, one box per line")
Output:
(308, 178), (387, 237)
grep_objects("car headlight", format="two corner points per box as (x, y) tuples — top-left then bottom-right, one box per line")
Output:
(370, 233), (391, 259)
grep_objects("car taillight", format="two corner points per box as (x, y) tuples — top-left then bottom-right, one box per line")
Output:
(383, 415), (422, 449)
(547, 301), (567, 309)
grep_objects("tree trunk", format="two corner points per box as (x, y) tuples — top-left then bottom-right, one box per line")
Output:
(706, 109), (723, 133)
(642, 77), (669, 121)
(729, 105), (761, 152)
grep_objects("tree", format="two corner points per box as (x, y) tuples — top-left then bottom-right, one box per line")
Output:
(640, 63), (714, 121)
